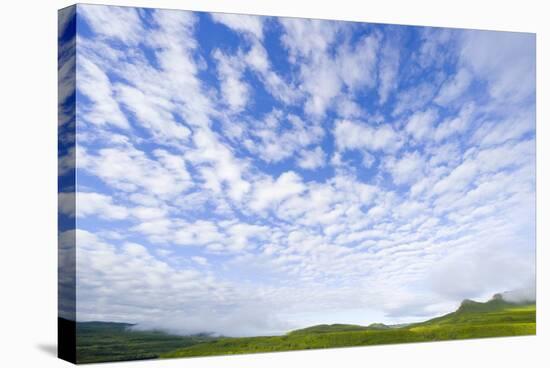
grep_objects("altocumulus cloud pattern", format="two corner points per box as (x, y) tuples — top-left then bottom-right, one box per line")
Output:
(58, 4), (535, 337)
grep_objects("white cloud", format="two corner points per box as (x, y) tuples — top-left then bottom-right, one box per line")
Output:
(78, 4), (143, 45)
(280, 19), (379, 117)
(367, 204), (388, 219)
(432, 159), (477, 195)
(60, 192), (129, 220)
(223, 222), (270, 252)
(188, 127), (251, 201)
(192, 256), (209, 266)
(246, 112), (324, 163)
(78, 192), (129, 219)
(434, 68), (472, 106)
(58, 192), (76, 218)
(475, 139), (535, 174)
(213, 49), (250, 113)
(433, 102), (475, 141)
(297, 147), (326, 170)
(211, 13), (264, 39)
(405, 108), (439, 142)
(393, 200), (426, 219)
(250, 171), (306, 212)
(472, 110), (534, 147)
(76, 55), (129, 129)
(244, 42), (300, 104)
(334, 95), (365, 119)
(460, 30), (535, 104)
(80, 144), (193, 198)
(173, 220), (225, 247)
(78, 5), (215, 136)
(361, 151), (376, 168)
(279, 18), (340, 61)
(132, 218), (173, 237)
(385, 151), (425, 185)
(415, 28), (453, 69)
(432, 138), (534, 198)
(131, 216), (271, 254)
(58, 7), (76, 129)
(378, 41), (400, 104)
(137, 9), (213, 129)
(430, 237), (535, 301)
(275, 174), (378, 230)
(300, 55), (342, 117)
(133, 206), (167, 221)
(336, 34), (379, 91)
(334, 119), (403, 153)
(73, 229), (290, 336)
(392, 82), (436, 117)
(116, 84), (192, 141)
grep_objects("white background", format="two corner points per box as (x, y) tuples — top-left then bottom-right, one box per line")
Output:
(0, 0), (547, 367)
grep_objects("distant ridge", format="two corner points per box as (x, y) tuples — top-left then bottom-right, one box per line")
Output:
(289, 292), (536, 335)
(367, 323), (390, 330)
(78, 321), (136, 328)
(456, 293), (534, 314)
(288, 323), (369, 335)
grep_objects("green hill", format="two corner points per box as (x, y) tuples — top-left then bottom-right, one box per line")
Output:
(413, 294), (535, 327)
(161, 296), (535, 359)
(288, 323), (369, 335)
(367, 323), (391, 330)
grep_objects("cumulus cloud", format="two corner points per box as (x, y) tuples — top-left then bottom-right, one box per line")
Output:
(188, 127), (251, 201)
(434, 68), (472, 106)
(472, 110), (535, 147)
(378, 40), (400, 104)
(76, 55), (129, 129)
(405, 108), (439, 142)
(76, 192), (129, 220)
(385, 151), (425, 185)
(213, 49), (250, 113)
(79, 144), (193, 198)
(245, 111), (324, 163)
(246, 43), (300, 105)
(433, 102), (475, 141)
(211, 12), (264, 40)
(249, 171), (306, 212)
(392, 82), (437, 117)
(280, 18), (379, 117)
(334, 119), (403, 153)
(115, 84), (192, 141)
(460, 30), (535, 104)
(78, 4), (143, 45)
(297, 146), (326, 170)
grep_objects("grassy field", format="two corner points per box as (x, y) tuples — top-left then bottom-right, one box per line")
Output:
(75, 321), (214, 363)
(161, 298), (535, 359)
(75, 296), (535, 363)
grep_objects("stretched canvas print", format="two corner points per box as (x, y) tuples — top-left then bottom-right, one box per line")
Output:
(58, 3), (536, 364)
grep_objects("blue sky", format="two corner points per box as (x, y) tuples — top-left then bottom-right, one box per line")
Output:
(58, 4), (535, 336)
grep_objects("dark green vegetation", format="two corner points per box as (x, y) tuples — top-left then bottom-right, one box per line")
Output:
(161, 295), (535, 359)
(76, 321), (214, 363)
(75, 295), (535, 363)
